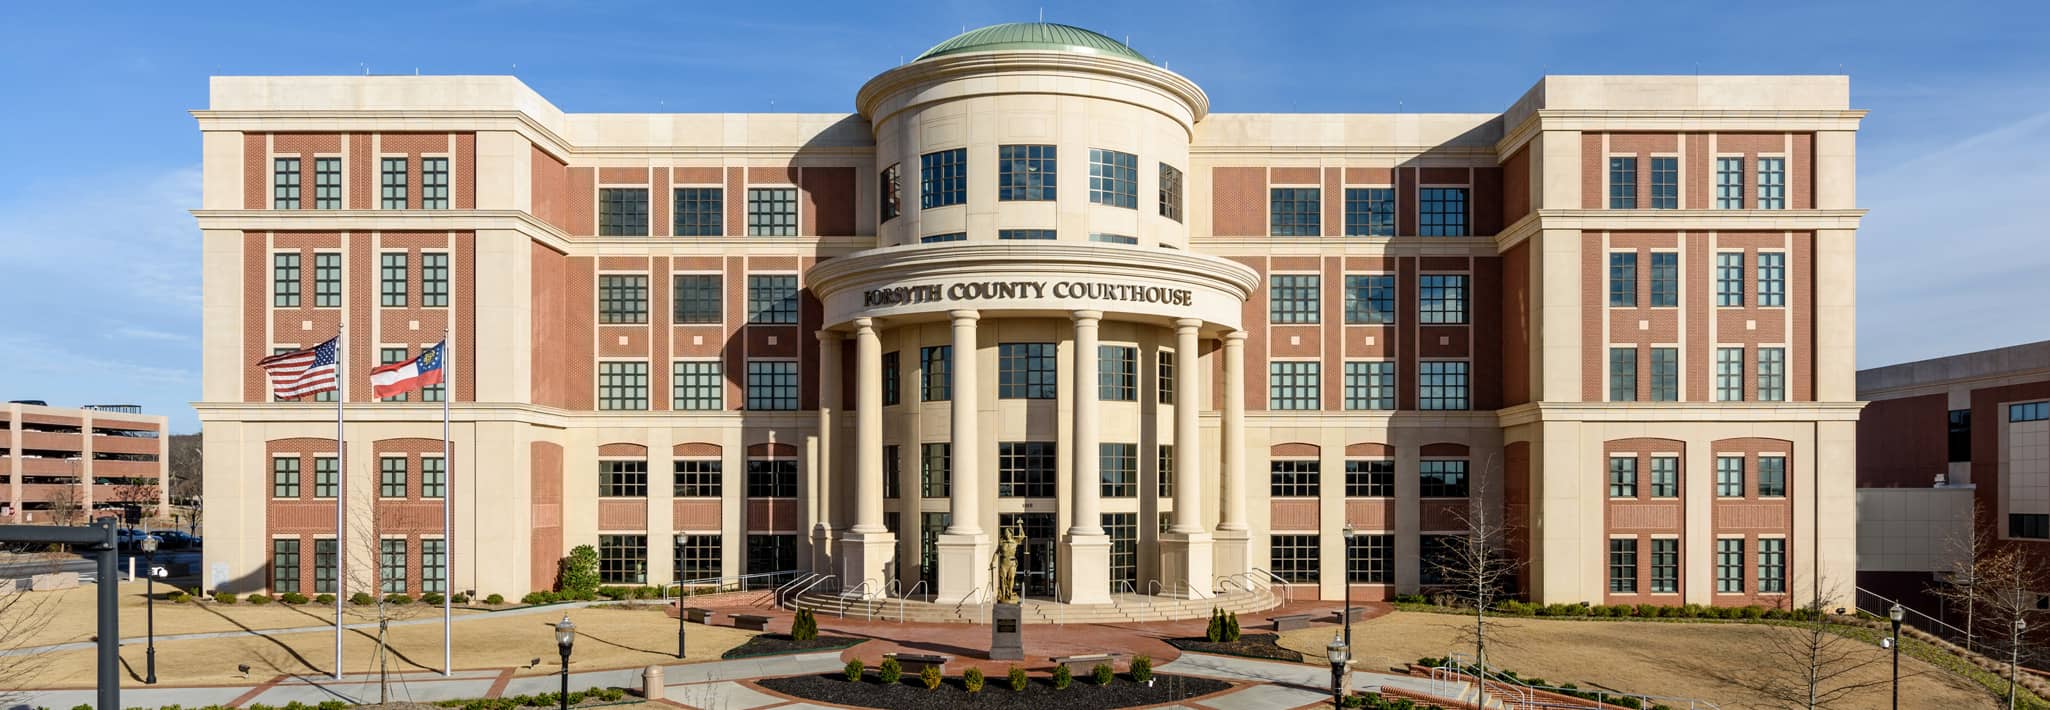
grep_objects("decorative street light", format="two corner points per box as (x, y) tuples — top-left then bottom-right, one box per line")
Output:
(2012, 617), (2027, 710)
(1326, 633), (1350, 708)
(555, 614), (577, 710)
(1888, 603), (1904, 710)
(675, 589), (687, 659)
(1341, 523), (1356, 654)
(142, 533), (159, 685)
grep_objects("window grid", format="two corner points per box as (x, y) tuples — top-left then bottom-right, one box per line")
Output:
(881, 351), (900, 406)
(1346, 459), (1394, 497)
(380, 347), (412, 402)
(1650, 538), (1679, 593)
(746, 275), (798, 324)
(1758, 348), (1786, 402)
(1758, 456), (1787, 497)
(1088, 148), (1138, 208)
(879, 164), (900, 223)
(675, 534), (721, 583)
(1270, 460), (1319, 498)
(314, 457), (338, 498)
(673, 459), (721, 498)
(1757, 538), (1785, 593)
(747, 459), (798, 497)
(1105, 513), (1138, 588)
(274, 157), (301, 209)
(1158, 444), (1174, 498)
(1099, 443), (1137, 498)
(1651, 348), (1680, 401)
(314, 539), (338, 594)
(1419, 275), (1468, 324)
(1420, 535), (1459, 586)
(998, 229), (1056, 240)
(273, 253), (301, 307)
(272, 457), (300, 498)
(1099, 345), (1137, 402)
(1419, 188), (1467, 236)
(598, 361), (649, 410)
(745, 360), (798, 411)
(421, 457), (444, 498)
(422, 538), (446, 593)
(1418, 361), (1469, 411)
(1610, 538), (1638, 593)
(1716, 456), (1745, 497)
(1269, 274), (1321, 324)
(380, 539), (406, 593)
(1716, 348), (1745, 402)
(998, 343), (1056, 399)
(1344, 274), (1395, 324)
(998, 144), (1056, 201)
(1268, 361), (1320, 410)
(1271, 534), (1320, 583)
(421, 157), (449, 210)
(1610, 456), (1638, 498)
(1757, 158), (1786, 209)
(2012, 402), (2050, 422)
(1610, 347), (1637, 402)
(920, 232), (966, 243)
(1343, 361), (1395, 411)
(313, 157), (341, 209)
(1608, 157), (1636, 208)
(1157, 350), (1174, 405)
(673, 188), (723, 236)
(673, 360), (723, 410)
(272, 539), (301, 593)
(1650, 252), (1679, 307)
(1757, 252), (1786, 307)
(1650, 457), (1679, 498)
(598, 459), (647, 497)
(598, 535), (647, 584)
(998, 442), (1056, 498)
(313, 253), (342, 308)
(672, 274), (721, 324)
(1716, 252), (1745, 306)
(1159, 163), (1184, 222)
(921, 148), (967, 209)
(746, 188), (796, 236)
(921, 444), (950, 498)
(1716, 539), (1745, 593)
(1420, 460), (1470, 497)
(1715, 157), (1744, 209)
(1344, 187), (1396, 236)
(2010, 514), (2049, 539)
(421, 253), (449, 307)
(1088, 232), (1137, 245)
(1609, 252), (1638, 307)
(921, 345), (952, 402)
(1348, 533), (1393, 583)
(379, 253), (408, 307)
(1650, 157), (1678, 209)
(380, 157), (407, 209)
(1269, 187), (1320, 236)
(379, 456), (407, 498)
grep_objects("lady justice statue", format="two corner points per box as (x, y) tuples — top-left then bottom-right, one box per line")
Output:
(988, 521), (1026, 659)
(991, 521), (1025, 604)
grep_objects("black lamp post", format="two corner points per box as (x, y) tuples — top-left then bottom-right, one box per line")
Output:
(1888, 603), (1904, 710)
(1341, 523), (1356, 654)
(1326, 633), (1349, 708)
(676, 590), (687, 659)
(142, 533), (159, 685)
(555, 614), (576, 710)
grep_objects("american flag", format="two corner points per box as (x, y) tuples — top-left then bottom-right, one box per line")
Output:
(259, 337), (340, 399)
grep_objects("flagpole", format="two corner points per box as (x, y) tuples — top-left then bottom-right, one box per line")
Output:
(441, 332), (453, 677)
(334, 324), (346, 681)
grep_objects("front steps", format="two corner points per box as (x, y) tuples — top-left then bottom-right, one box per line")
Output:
(786, 587), (1281, 624)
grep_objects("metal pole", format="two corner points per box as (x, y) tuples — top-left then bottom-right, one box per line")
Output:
(442, 334), (453, 677)
(1891, 616), (1900, 710)
(335, 325), (347, 680)
(559, 643), (572, 710)
(1330, 661), (1341, 708)
(146, 542), (158, 684)
(95, 519), (119, 710)
(677, 595), (687, 658)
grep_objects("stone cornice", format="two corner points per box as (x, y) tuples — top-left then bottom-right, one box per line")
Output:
(191, 401), (820, 429)
(189, 209), (876, 255)
(1493, 208), (1867, 251)
(1495, 401), (1867, 427)
(855, 51), (1209, 136)
(807, 242), (1260, 299)
(1495, 108), (1869, 158)
(191, 110), (872, 161)
(1193, 236), (1500, 257)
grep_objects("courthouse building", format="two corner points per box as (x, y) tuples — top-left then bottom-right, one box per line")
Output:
(195, 23), (1865, 608)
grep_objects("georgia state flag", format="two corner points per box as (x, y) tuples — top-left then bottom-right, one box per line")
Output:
(369, 341), (445, 399)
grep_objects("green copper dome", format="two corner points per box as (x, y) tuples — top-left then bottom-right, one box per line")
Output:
(916, 23), (1151, 65)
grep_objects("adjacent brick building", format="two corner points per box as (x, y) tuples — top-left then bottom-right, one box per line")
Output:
(2, 402), (170, 523)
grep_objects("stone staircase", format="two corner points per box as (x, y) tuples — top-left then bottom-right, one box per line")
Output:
(786, 586), (1281, 624)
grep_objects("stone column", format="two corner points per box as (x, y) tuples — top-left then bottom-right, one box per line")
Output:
(1159, 319), (1214, 598)
(812, 330), (841, 575)
(1213, 331), (1251, 580)
(1063, 310), (1113, 605)
(936, 310), (991, 604)
(839, 318), (893, 599)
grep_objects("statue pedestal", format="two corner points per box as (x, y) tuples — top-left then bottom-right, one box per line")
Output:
(990, 602), (1024, 660)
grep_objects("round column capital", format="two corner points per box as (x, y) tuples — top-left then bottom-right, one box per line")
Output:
(1174, 317), (1203, 332)
(1224, 330), (1248, 344)
(1071, 309), (1104, 323)
(852, 317), (876, 333)
(950, 309), (981, 323)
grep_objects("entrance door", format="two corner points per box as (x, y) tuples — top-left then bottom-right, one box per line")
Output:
(1000, 513), (1057, 598)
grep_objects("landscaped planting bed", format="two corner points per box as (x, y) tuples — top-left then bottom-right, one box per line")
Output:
(758, 671), (1230, 710)
(1165, 632), (1303, 662)
(721, 632), (864, 659)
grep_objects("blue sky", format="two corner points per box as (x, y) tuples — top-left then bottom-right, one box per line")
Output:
(1, 0), (2045, 432)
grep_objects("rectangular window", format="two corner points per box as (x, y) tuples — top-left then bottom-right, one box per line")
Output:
(1716, 252), (1745, 307)
(879, 164), (900, 223)
(313, 457), (338, 498)
(1609, 456), (1638, 498)
(671, 274), (722, 324)
(746, 187), (796, 236)
(313, 157), (341, 209)
(1420, 460), (1470, 497)
(1949, 410), (1972, 463)
(380, 539), (407, 594)
(1344, 187), (1397, 237)
(1610, 347), (1638, 402)
(1346, 459), (1394, 497)
(1716, 456), (1745, 497)
(598, 361), (650, 410)
(1270, 534), (1320, 583)
(379, 456), (407, 498)
(381, 157), (408, 209)
(1608, 157), (1637, 209)
(1609, 538), (1638, 593)
(598, 459), (647, 497)
(1158, 444), (1174, 498)
(673, 187), (723, 236)
(1650, 538), (1679, 593)
(998, 229), (1056, 240)
(1418, 361), (1469, 411)
(1270, 187), (1320, 236)
(1344, 361), (1396, 411)
(1419, 187), (1468, 236)
(377, 253), (408, 307)
(920, 443), (950, 498)
(313, 252), (342, 308)
(1268, 361), (1320, 410)
(1650, 252), (1679, 307)
(1088, 148), (1138, 208)
(673, 360), (722, 410)
(920, 148), (967, 209)
(1650, 456), (1679, 498)
(421, 457), (444, 498)
(1100, 442), (1137, 497)
(1757, 252), (1786, 307)
(1757, 348), (1786, 401)
(997, 343), (1056, 399)
(1758, 456), (1786, 497)
(1088, 232), (1137, 244)
(1419, 274), (1469, 324)
(673, 459), (721, 498)
(919, 232), (966, 243)
(745, 360), (798, 411)
(2010, 514), (2050, 539)
(1651, 348), (1679, 401)
(1157, 350), (1174, 405)
(1757, 158), (1786, 210)
(881, 351), (900, 406)
(380, 350), (412, 403)
(274, 157), (301, 209)
(746, 274), (798, 324)
(998, 442), (1056, 498)
(1420, 535), (1459, 586)
(1105, 513), (1138, 589)
(1270, 460), (1319, 498)
(746, 534), (796, 575)
(1756, 538), (1785, 593)
(1717, 347), (1746, 402)
(674, 534), (721, 583)
(273, 253), (301, 307)
(1609, 252), (1638, 307)
(883, 446), (900, 499)
(314, 539), (338, 594)
(998, 144), (1056, 201)
(421, 157), (449, 210)
(598, 535), (647, 584)
(1159, 163), (1184, 222)
(2012, 402), (2050, 422)
(1344, 274), (1396, 324)
(1348, 534), (1393, 584)
(746, 459), (798, 498)
(272, 539), (301, 593)
(272, 457), (300, 498)
(1715, 157), (1744, 209)
(421, 253), (449, 307)
(1717, 539), (1745, 593)
(1650, 157), (1677, 209)
(920, 345), (951, 401)
(1098, 345), (1136, 402)
(1269, 274), (1320, 324)
(422, 538), (446, 593)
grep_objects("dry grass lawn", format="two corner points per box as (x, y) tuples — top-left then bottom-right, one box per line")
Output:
(9, 580), (501, 649)
(1280, 611), (1999, 710)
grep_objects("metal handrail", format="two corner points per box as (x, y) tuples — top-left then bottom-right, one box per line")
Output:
(1250, 566), (1293, 601)
(952, 585), (986, 620)
(787, 574), (837, 608)
(898, 579), (927, 623)
(1116, 579), (1137, 597)
(1147, 579), (1164, 597)
(837, 580), (876, 618)
(1856, 585), (1975, 649)
(1436, 653), (1720, 710)
(1218, 578), (1250, 595)
(773, 572), (816, 606)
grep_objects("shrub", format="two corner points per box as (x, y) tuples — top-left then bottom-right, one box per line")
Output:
(1635, 603), (1659, 618)
(279, 592), (308, 605)
(1130, 654), (1152, 683)
(484, 593), (505, 605)
(556, 545), (600, 598)
(1092, 662), (1114, 686)
(384, 593), (414, 605)
(1764, 608), (1790, 620)
(1609, 604), (1631, 618)
(521, 591), (554, 605)
(1394, 593), (1427, 604)
(171, 592), (192, 603)
(214, 592), (238, 604)
(1495, 600), (1532, 615)
(844, 659), (864, 682)
(1008, 665), (1028, 691)
(1052, 664), (1072, 690)
(247, 593), (273, 605)
(792, 608), (819, 641)
(422, 592), (445, 605)
(964, 667), (985, 693)
(1206, 607), (1224, 642)
(597, 586), (629, 601)
(1740, 605), (1765, 620)
(1224, 611), (1242, 641)
(314, 593), (335, 605)
(351, 592), (376, 606)
(920, 665), (943, 690)
(450, 592), (469, 604)
(878, 657), (902, 685)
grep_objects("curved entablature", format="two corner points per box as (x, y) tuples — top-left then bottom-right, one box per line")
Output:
(856, 51), (1209, 134)
(807, 242), (1259, 331)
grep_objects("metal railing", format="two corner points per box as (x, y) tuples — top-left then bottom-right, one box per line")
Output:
(1250, 567), (1293, 601)
(834, 579), (877, 619)
(1430, 652), (1719, 710)
(952, 585), (988, 621)
(896, 579), (926, 623)
(1855, 585), (1977, 651)
(784, 574), (837, 608)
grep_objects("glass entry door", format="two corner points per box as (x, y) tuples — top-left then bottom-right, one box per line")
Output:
(1000, 513), (1057, 598)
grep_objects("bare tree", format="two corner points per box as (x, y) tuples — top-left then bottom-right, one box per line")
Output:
(1433, 457), (1524, 709)
(1929, 502), (2000, 653)
(1748, 578), (1897, 709)
(46, 484), (86, 527)
(166, 433), (202, 505)
(1973, 540), (2044, 707)
(340, 496), (428, 701)
(0, 545), (63, 704)
(112, 478), (162, 524)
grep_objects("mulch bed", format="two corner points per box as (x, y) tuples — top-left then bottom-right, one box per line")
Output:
(1165, 633), (1304, 662)
(721, 633), (865, 659)
(758, 672), (1231, 710)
